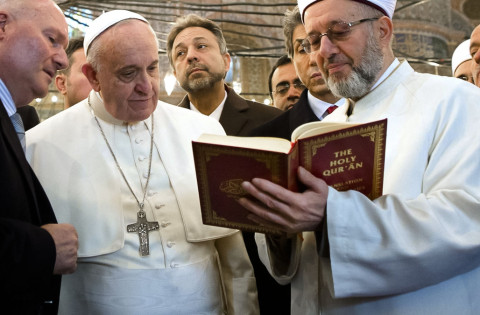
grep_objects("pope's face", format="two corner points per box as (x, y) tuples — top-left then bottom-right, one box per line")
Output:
(94, 20), (159, 122)
(172, 27), (230, 93)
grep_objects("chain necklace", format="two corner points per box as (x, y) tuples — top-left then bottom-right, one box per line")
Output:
(88, 96), (159, 257)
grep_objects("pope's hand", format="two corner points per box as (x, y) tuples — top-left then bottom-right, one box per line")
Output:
(42, 223), (78, 274)
(238, 166), (328, 234)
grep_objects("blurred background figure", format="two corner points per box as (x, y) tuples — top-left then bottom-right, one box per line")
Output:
(451, 39), (473, 84)
(268, 55), (305, 111)
(54, 37), (92, 108)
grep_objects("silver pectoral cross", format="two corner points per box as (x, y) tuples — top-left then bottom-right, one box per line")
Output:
(127, 209), (159, 257)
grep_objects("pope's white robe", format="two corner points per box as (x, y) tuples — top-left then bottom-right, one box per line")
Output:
(26, 91), (259, 315)
(256, 61), (480, 314)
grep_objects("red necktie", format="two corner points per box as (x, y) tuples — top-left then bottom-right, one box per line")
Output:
(327, 105), (338, 114)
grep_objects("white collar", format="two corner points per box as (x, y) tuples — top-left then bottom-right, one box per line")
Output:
(307, 91), (345, 120)
(88, 91), (149, 127)
(189, 90), (227, 121)
(371, 58), (400, 91)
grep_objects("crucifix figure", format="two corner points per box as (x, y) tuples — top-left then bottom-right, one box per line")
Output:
(127, 210), (159, 256)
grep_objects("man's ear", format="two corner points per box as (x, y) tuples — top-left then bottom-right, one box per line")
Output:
(55, 74), (67, 95)
(378, 16), (393, 47)
(82, 63), (100, 92)
(0, 13), (8, 37)
(223, 52), (231, 73)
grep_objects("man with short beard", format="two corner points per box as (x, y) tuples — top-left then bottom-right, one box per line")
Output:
(238, 0), (480, 314)
(167, 13), (282, 315)
(166, 14), (281, 137)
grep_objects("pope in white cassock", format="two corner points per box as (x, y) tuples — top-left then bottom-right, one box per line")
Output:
(238, 0), (480, 314)
(26, 10), (259, 315)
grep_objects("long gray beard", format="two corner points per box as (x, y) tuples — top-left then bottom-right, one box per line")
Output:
(327, 33), (383, 99)
(181, 71), (224, 93)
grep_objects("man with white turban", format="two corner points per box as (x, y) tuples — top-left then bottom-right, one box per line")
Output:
(451, 39), (474, 83)
(238, 0), (480, 314)
(26, 10), (258, 314)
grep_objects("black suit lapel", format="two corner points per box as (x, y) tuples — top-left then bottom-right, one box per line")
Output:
(219, 89), (249, 136)
(0, 103), (41, 219)
(289, 90), (320, 134)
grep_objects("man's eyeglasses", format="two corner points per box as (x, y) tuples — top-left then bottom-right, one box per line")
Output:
(273, 80), (306, 96)
(301, 17), (380, 54)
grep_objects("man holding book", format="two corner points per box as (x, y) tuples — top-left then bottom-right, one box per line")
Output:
(249, 6), (344, 314)
(238, 0), (480, 313)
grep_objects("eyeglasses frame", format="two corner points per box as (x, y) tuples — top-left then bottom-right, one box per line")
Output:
(301, 17), (381, 54)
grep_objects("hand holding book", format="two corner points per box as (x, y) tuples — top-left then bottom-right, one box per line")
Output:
(192, 119), (387, 234)
(238, 166), (329, 234)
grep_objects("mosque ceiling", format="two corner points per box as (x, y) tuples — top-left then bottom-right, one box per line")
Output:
(55, 0), (479, 68)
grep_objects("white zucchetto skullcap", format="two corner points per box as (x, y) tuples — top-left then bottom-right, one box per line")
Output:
(84, 10), (148, 55)
(298, 0), (397, 23)
(451, 39), (472, 75)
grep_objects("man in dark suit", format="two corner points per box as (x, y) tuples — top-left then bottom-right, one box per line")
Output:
(252, 6), (342, 140)
(167, 14), (281, 137)
(167, 14), (286, 314)
(247, 6), (342, 314)
(268, 55), (305, 111)
(0, 0), (78, 313)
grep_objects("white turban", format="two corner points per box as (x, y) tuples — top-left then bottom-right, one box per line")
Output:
(298, 0), (397, 23)
(84, 10), (148, 55)
(451, 39), (472, 75)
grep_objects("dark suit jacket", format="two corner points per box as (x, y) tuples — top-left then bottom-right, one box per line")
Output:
(178, 85), (282, 136)
(17, 105), (40, 131)
(250, 89), (320, 140)
(0, 102), (60, 314)
(247, 89), (320, 313)
(178, 85), (290, 314)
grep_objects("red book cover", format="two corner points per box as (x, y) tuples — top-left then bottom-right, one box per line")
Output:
(193, 119), (386, 234)
(299, 119), (385, 199)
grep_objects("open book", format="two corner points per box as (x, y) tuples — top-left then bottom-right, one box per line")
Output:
(193, 118), (387, 234)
